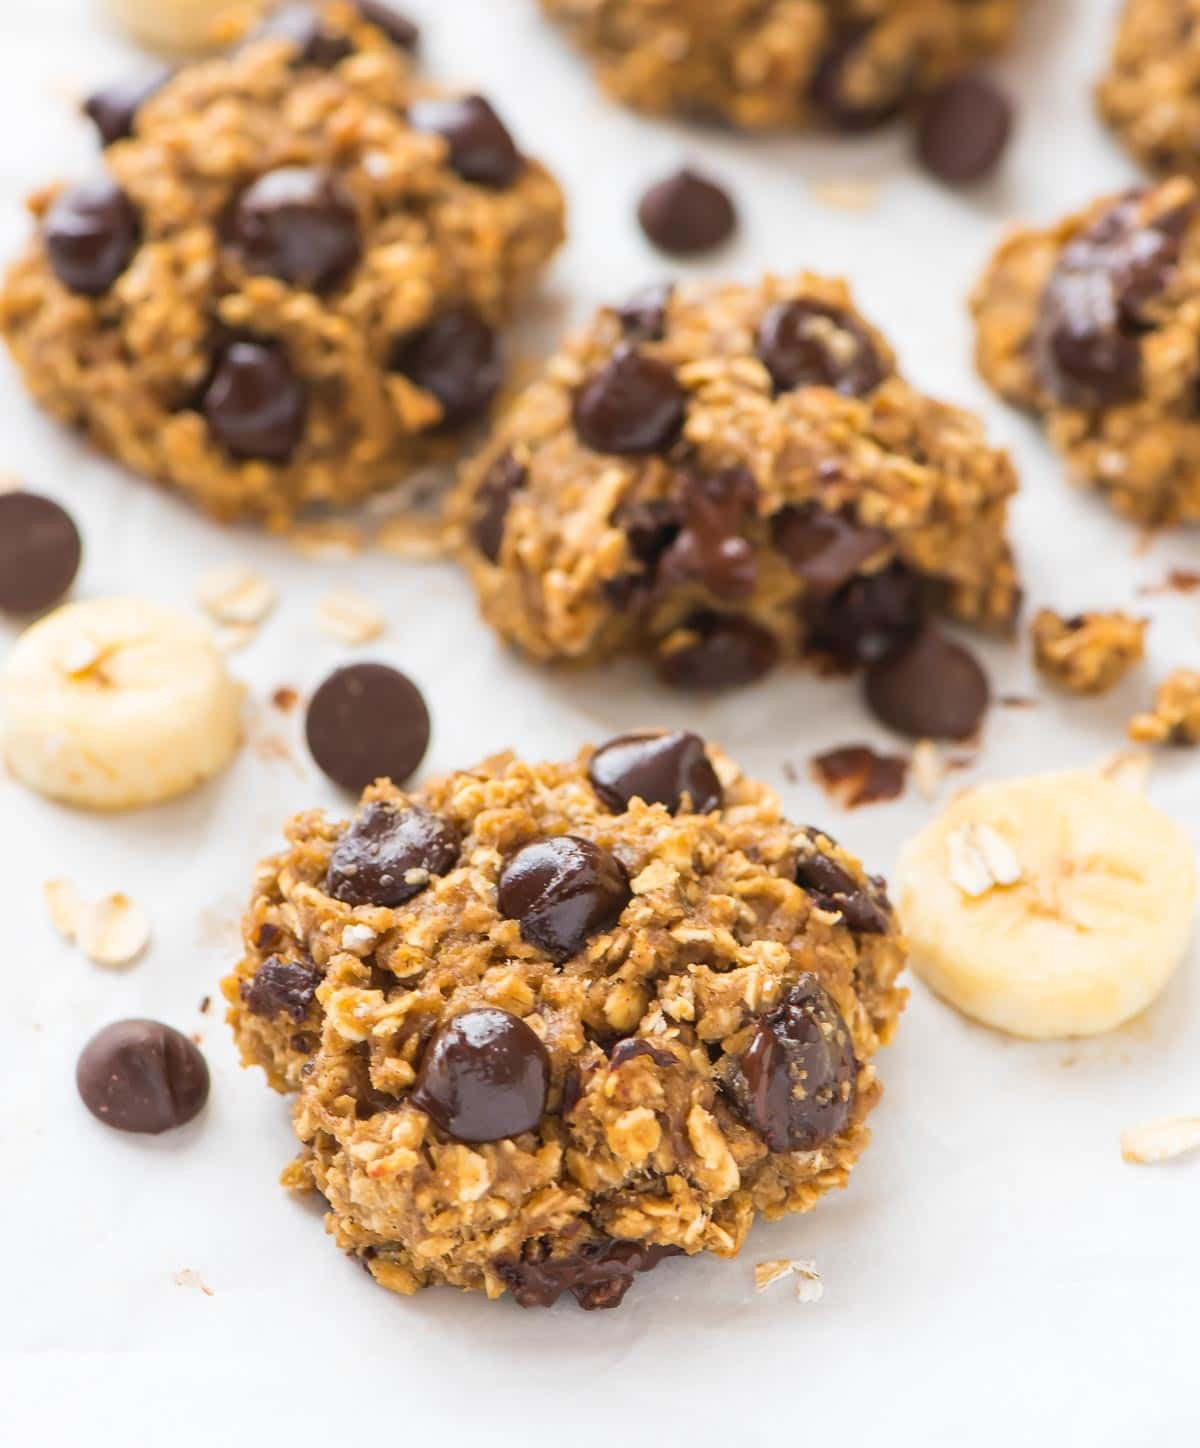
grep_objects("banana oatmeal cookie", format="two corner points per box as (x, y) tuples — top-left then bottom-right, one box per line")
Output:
(1129, 669), (1200, 744)
(453, 274), (1020, 690)
(970, 178), (1200, 526)
(1097, 0), (1200, 178)
(540, 0), (1024, 131)
(222, 736), (907, 1308)
(1030, 609), (1148, 695)
(0, 1), (564, 526)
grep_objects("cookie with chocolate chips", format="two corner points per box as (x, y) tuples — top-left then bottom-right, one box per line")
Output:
(222, 740), (906, 1308)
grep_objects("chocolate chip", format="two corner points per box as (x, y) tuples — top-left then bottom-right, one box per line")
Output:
(774, 505), (891, 597)
(356, 0), (419, 47)
(810, 26), (906, 132)
(757, 299), (887, 397)
(255, 922), (282, 951)
(498, 835), (631, 962)
(325, 801), (458, 906)
(617, 282), (673, 342)
(252, 3), (353, 66)
(229, 167), (360, 292)
(202, 341), (307, 462)
(588, 731), (723, 814)
(76, 1019), (210, 1135)
(0, 491), (82, 614)
(409, 95), (523, 188)
(806, 562), (923, 665)
(241, 956), (323, 1023)
(864, 623), (990, 739)
(305, 662), (431, 792)
(725, 976), (857, 1152)
(609, 1038), (674, 1070)
(573, 347), (686, 456)
(656, 612), (780, 690)
(559, 1066), (583, 1117)
(390, 307), (501, 427)
(811, 745), (908, 809)
(637, 168), (736, 255)
(83, 65), (172, 146)
(916, 73), (1013, 185)
(498, 1238), (680, 1310)
(656, 467), (759, 600)
(604, 496), (683, 605)
(469, 451), (527, 562)
(795, 831), (889, 933)
(43, 177), (139, 296)
(411, 1007), (549, 1142)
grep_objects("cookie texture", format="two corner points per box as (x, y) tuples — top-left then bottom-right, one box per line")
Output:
(453, 275), (1019, 690)
(0, 1), (564, 526)
(971, 178), (1200, 526)
(222, 740), (907, 1308)
(1129, 669), (1200, 744)
(540, 0), (1024, 130)
(1097, 0), (1200, 177)
(1030, 609), (1147, 695)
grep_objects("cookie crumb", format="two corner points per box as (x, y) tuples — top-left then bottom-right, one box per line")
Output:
(1120, 1116), (1200, 1165)
(1129, 670), (1200, 745)
(1031, 609), (1147, 695)
(315, 591), (386, 645)
(43, 877), (83, 941)
(811, 745), (907, 809)
(754, 1257), (823, 1302)
(1138, 568), (1200, 597)
(271, 686), (298, 713)
(946, 823), (1021, 897)
(199, 995), (211, 1014)
(76, 892), (151, 967)
(173, 1268), (214, 1296)
(197, 564), (276, 627)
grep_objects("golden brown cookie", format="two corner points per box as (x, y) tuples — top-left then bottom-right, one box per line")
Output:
(1030, 610), (1148, 695)
(1098, 0), (1200, 178)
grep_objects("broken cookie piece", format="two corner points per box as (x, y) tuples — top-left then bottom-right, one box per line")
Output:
(1129, 669), (1200, 744)
(1031, 609), (1147, 694)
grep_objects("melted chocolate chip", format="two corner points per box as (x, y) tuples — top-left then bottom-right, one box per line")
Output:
(498, 835), (631, 962)
(864, 623), (990, 739)
(410, 95), (523, 188)
(774, 505), (891, 597)
(811, 745), (908, 809)
(0, 491), (82, 614)
(356, 0), (419, 47)
(202, 340), (307, 462)
(617, 282), (674, 342)
(83, 65), (172, 146)
(469, 451), (527, 562)
(229, 167), (360, 292)
(252, 4), (353, 66)
(757, 299), (887, 397)
(497, 1238), (680, 1310)
(241, 956), (323, 1023)
(76, 1019), (210, 1135)
(637, 168), (736, 255)
(588, 731), (722, 814)
(810, 26), (907, 132)
(604, 496), (683, 605)
(305, 663), (431, 792)
(390, 307), (501, 427)
(656, 612), (780, 690)
(806, 562), (924, 666)
(916, 73), (1013, 186)
(794, 832), (890, 933)
(43, 177), (139, 296)
(411, 1007), (549, 1142)
(573, 347), (686, 456)
(609, 1038), (674, 1070)
(325, 801), (458, 906)
(657, 467), (759, 600)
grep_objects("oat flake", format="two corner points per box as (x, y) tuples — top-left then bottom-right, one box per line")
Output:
(43, 877), (83, 941)
(197, 565), (276, 626)
(315, 591), (386, 645)
(1121, 1116), (1200, 1165)
(76, 893), (151, 967)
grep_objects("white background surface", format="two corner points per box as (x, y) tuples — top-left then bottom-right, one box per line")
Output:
(2, 1), (1198, 1443)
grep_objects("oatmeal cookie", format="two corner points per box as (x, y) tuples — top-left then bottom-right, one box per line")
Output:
(222, 736), (907, 1308)
(1030, 609), (1148, 695)
(970, 179), (1200, 526)
(1097, 0), (1200, 178)
(540, 0), (1024, 131)
(1129, 669), (1200, 743)
(0, 2), (564, 526)
(453, 274), (1019, 690)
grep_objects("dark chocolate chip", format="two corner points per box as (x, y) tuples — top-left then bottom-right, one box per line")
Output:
(916, 73), (1013, 185)
(390, 307), (501, 427)
(806, 562), (924, 665)
(656, 467), (759, 600)
(0, 491), (82, 614)
(604, 496), (683, 605)
(469, 451), (527, 562)
(255, 922), (282, 951)
(202, 340), (307, 462)
(617, 282), (674, 342)
(356, 0), (419, 47)
(83, 65), (172, 146)
(773, 504), (891, 597)
(757, 298), (887, 397)
(864, 623), (990, 739)
(637, 168), (736, 255)
(43, 177), (139, 296)
(411, 1007), (549, 1142)
(609, 1038), (674, 1070)
(241, 955), (323, 1023)
(76, 1019), (210, 1135)
(588, 730), (722, 815)
(811, 744), (908, 808)
(656, 611), (780, 690)
(810, 26), (907, 132)
(559, 1066), (583, 1117)
(498, 835), (631, 963)
(497, 1238), (680, 1310)
(252, 3), (353, 66)
(573, 347), (686, 455)
(305, 662), (431, 792)
(325, 800), (458, 906)
(409, 95), (523, 188)
(229, 166), (360, 292)
(795, 831), (889, 934)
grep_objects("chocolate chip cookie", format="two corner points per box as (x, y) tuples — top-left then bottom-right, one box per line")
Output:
(540, 0), (1024, 131)
(454, 275), (1019, 691)
(971, 179), (1200, 525)
(0, 2), (564, 526)
(222, 738), (907, 1308)
(1097, 0), (1200, 178)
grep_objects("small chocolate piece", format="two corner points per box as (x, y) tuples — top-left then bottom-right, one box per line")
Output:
(498, 835), (631, 962)
(617, 282), (673, 342)
(305, 662), (432, 792)
(795, 831), (889, 933)
(637, 168), (736, 255)
(810, 26), (907, 132)
(916, 74), (1013, 185)
(409, 95), (523, 188)
(498, 1238), (680, 1310)
(811, 745), (908, 809)
(325, 801), (459, 906)
(609, 1038), (674, 1070)
(390, 308), (501, 427)
(43, 177), (139, 296)
(757, 299), (886, 397)
(83, 66), (172, 146)
(0, 491), (82, 614)
(588, 730), (722, 815)
(774, 505), (891, 597)
(469, 451), (527, 562)
(411, 1007), (549, 1142)
(252, 3), (353, 67)
(806, 562), (924, 665)
(573, 348), (686, 455)
(356, 0), (419, 47)
(864, 623), (989, 739)
(657, 467), (759, 600)
(229, 167), (360, 292)
(241, 956), (323, 1023)
(76, 1019), (210, 1135)
(605, 496), (683, 605)
(656, 612), (780, 690)
(202, 341), (307, 463)
(726, 976), (857, 1153)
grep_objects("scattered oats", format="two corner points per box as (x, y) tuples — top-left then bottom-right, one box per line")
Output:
(341, 923), (378, 953)
(315, 591), (386, 645)
(197, 565), (275, 626)
(375, 513), (451, 560)
(810, 178), (881, 212)
(287, 519), (364, 559)
(912, 740), (944, 801)
(1120, 1115), (1200, 1165)
(947, 823), (1022, 898)
(793, 1263), (824, 1304)
(1099, 748), (1152, 793)
(76, 893), (151, 968)
(43, 877), (83, 941)
(173, 1268), (214, 1296)
(754, 1258), (823, 1302)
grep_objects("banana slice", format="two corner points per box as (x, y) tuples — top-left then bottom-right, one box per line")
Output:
(897, 771), (1197, 1039)
(1, 598), (242, 811)
(98, 0), (247, 52)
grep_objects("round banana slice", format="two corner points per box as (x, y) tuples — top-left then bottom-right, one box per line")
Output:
(1, 598), (242, 811)
(897, 771), (1197, 1039)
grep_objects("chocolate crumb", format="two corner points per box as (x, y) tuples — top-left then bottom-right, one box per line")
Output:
(998, 694), (1038, 709)
(810, 745), (908, 808)
(198, 996), (211, 1014)
(271, 685), (299, 712)
(1139, 568), (1200, 597)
